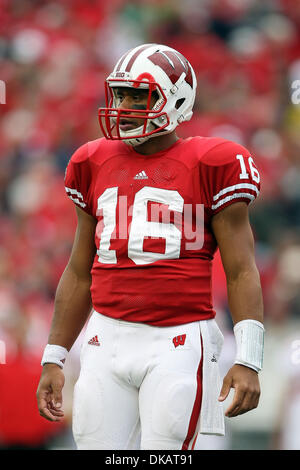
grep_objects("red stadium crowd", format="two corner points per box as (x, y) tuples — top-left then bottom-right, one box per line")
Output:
(0, 0), (300, 449)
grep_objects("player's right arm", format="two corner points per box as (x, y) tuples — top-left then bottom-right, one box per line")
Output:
(36, 205), (97, 422)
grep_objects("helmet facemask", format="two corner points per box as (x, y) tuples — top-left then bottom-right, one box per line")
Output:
(98, 78), (170, 146)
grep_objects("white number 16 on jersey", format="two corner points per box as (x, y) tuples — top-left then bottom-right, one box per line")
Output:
(236, 154), (260, 183)
(97, 186), (184, 265)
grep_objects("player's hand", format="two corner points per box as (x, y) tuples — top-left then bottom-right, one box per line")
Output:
(36, 363), (65, 422)
(218, 364), (260, 417)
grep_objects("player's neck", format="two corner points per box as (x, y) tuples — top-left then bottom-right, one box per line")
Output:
(131, 131), (179, 156)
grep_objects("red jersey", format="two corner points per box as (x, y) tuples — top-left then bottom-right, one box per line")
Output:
(64, 137), (260, 326)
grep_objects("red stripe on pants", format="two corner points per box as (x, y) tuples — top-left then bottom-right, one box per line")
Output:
(181, 334), (203, 450)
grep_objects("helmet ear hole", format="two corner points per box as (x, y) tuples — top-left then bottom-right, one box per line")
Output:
(175, 98), (185, 109)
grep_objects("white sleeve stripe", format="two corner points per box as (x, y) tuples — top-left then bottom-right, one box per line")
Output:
(67, 195), (87, 208)
(213, 183), (259, 201)
(65, 186), (85, 200)
(211, 193), (255, 210)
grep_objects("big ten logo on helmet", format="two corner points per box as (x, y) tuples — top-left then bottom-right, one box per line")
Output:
(0, 80), (6, 104)
(290, 339), (300, 365)
(0, 340), (6, 364)
(95, 192), (205, 251)
(291, 80), (300, 105)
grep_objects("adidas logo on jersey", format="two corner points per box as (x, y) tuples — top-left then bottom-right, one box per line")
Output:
(88, 335), (100, 346)
(134, 171), (148, 180)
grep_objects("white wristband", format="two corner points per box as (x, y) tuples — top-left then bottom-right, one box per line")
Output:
(41, 344), (68, 369)
(234, 319), (265, 373)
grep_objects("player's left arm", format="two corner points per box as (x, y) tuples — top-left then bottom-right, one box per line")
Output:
(211, 201), (264, 418)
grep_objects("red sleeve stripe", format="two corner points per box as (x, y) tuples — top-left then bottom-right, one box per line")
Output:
(211, 192), (256, 211)
(213, 183), (259, 202)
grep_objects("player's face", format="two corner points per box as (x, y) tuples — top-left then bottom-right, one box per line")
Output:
(114, 87), (158, 131)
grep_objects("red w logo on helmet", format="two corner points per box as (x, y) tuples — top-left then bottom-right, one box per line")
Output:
(148, 51), (193, 88)
(173, 334), (187, 348)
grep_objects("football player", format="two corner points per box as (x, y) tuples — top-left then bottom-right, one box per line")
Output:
(36, 44), (264, 450)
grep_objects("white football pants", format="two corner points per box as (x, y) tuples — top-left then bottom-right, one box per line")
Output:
(72, 311), (213, 450)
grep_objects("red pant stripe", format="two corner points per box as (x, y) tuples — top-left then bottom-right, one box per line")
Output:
(181, 334), (203, 450)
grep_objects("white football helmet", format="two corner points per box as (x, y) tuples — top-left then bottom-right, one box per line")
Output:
(98, 43), (197, 146)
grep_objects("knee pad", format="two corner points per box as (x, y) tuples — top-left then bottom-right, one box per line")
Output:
(150, 373), (197, 441)
(72, 372), (104, 441)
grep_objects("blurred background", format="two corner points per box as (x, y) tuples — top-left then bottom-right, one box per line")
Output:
(0, 0), (300, 450)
